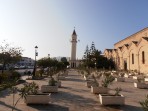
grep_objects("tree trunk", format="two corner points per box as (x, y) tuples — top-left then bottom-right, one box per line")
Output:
(1, 62), (6, 74)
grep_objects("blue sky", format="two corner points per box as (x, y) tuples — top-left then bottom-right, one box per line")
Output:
(0, 0), (148, 60)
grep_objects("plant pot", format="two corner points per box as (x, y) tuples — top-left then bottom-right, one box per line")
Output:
(134, 82), (148, 89)
(84, 75), (88, 80)
(24, 94), (51, 105)
(115, 77), (125, 82)
(91, 86), (109, 94)
(133, 76), (138, 79)
(145, 78), (148, 82)
(41, 85), (58, 93)
(133, 76), (143, 80)
(124, 74), (129, 78)
(99, 94), (125, 105)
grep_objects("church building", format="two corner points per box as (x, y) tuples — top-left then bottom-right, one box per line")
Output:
(104, 27), (148, 74)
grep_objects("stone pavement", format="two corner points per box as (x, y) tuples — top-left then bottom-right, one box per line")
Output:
(0, 69), (146, 111)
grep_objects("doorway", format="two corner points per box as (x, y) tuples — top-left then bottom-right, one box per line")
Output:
(124, 59), (127, 70)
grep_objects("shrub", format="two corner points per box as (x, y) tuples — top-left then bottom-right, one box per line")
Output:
(20, 82), (39, 95)
(0, 73), (9, 83)
(11, 71), (21, 80)
(81, 71), (84, 75)
(119, 72), (125, 77)
(137, 78), (144, 83)
(92, 75), (99, 87)
(114, 87), (122, 96)
(102, 74), (115, 88)
(48, 77), (56, 86)
(140, 95), (148, 111)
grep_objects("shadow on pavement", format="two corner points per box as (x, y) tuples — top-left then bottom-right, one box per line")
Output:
(0, 89), (11, 98)
(121, 104), (143, 111)
(61, 86), (88, 93)
(27, 104), (69, 111)
(66, 77), (85, 83)
(94, 103), (143, 111)
(51, 91), (104, 107)
(0, 101), (22, 111)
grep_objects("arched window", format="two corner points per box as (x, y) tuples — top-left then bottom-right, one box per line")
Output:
(142, 51), (145, 64)
(132, 53), (134, 64)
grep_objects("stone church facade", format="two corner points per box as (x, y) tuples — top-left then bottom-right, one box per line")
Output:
(104, 27), (148, 74)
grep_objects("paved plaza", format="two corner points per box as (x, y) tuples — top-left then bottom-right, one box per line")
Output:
(0, 69), (146, 111)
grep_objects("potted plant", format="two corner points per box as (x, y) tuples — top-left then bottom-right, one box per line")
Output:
(41, 77), (58, 93)
(91, 74), (102, 94)
(134, 78), (148, 89)
(84, 73), (89, 81)
(115, 72), (125, 82)
(54, 73), (62, 87)
(91, 72), (115, 94)
(21, 82), (50, 105)
(133, 73), (143, 80)
(80, 70), (84, 77)
(99, 87), (125, 105)
(41, 66), (59, 92)
(83, 68), (91, 80)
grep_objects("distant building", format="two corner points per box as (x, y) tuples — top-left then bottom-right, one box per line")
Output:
(16, 57), (34, 67)
(69, 29), (80, 68)
(104, 27), (148, 74)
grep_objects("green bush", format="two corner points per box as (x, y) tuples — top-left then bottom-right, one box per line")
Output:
(11, 71), (21, 80)
(48, 77), (56, 86)
(140, 95), (148, 111)
(114, 87), (122, 96)
(20, 82), (39, 95)
(0, 72), (10, 83)
(102, 74), (115, 88)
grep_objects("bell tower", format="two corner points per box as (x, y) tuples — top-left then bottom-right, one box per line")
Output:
(70, 29), (78, 68)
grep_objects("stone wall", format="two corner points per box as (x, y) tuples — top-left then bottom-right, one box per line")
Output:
(104, 27), (148, 74)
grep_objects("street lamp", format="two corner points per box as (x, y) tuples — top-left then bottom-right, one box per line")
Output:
(48, 54), (50, 58)
(32, 46), (38, 78)
(95, 62), (96, 69)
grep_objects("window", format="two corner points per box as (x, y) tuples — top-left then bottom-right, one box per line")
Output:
(142, 51), (145, 64)
(132, 53), (134, 64)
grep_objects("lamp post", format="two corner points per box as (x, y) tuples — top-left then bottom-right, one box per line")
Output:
(95, 62), (96, 69)
(48, 54), (50, 58)
(32, 46), (38, 78)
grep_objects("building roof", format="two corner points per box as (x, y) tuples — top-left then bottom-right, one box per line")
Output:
(142, 37), (148, 41)
(72, 29), (77, 35)
(118, 46), (122, 50)
(105, 49), (113, 52)
(103, 49), (113, 54)
(114, 27), (148, 46)
(132, 41), (138, 45)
